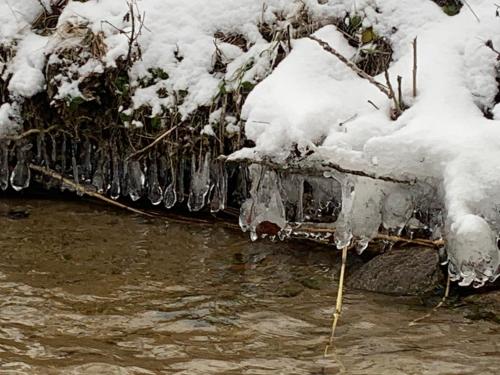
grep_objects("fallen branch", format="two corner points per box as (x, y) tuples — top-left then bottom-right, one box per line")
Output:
(29, 164), (157, 218)
(307, 35), (391, 98)
(127, 125), (179, 160)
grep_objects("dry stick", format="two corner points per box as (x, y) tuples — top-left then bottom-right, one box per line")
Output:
(0, 125), (59, 142)
(384, 69), (400, 116)
(307, 35), (391, 98)
(375, 233), (444, 249)
(324, 245), (349, 357)
(29, 164), (157, 218)
(409, 274), (451, 326)
(412, 37), (418, 98)
(397, 76), (404, 111)
(127, 125), (179, 160)
(293, 224), (444, 249)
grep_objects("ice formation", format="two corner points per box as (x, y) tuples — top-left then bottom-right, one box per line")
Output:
(0, 0), (499, 287)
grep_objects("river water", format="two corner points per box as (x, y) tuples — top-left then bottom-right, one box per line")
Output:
(0, 198), (498, 374)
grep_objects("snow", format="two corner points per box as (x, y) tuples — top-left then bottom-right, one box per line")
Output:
(0, 0), (499, 286)
(238, 0), (500, 286)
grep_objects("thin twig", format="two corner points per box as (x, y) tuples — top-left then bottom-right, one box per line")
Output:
(307, 35), (391, 98)
(127, 125), (179, 160)
(412, 37), (418, 98)
(324, 245), (348, 357)
(462, 0), (481, 22)
(409, 274), (451, 326)
(384, 69), (400, 118)
(367, 100), (380, 110)
(397, 75), (404, 111)
(29, 164), (157, 218)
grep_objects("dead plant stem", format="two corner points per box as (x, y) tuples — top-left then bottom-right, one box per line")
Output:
(324, 245), (348, 357)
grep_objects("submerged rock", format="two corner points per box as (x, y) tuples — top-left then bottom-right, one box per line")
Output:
(462, 291), (500, 324)
(347, 247), (444, 296)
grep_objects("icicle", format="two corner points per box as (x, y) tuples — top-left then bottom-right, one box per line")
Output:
(163, 159), (177, 209)
(41, 135), (50, 167)
(382, 187), (414, 233)
(177, 157), (185, 203)
(10, 142), (31, 191)
(280, 174), (305, 222)
(147, 155), (163, 205)
(188, 152), (211, 212)
(121, 158), (129, 198)
(82, 138), (93, 183)
(128, 159), (145, 201)
(61, 134), (67, 174)
(50, 135), (57, 165)
(35, 133), (43, 164)
(71, 140), (80, 188)
(110, 146), (121, 200)
(350, 178), (383, 253)
(0, 141), (9, 191)
(333, 176), (355, 249)
(239, 165), (286, 241)
(210, 161), (228, 213)
(92, 151), (106, 194)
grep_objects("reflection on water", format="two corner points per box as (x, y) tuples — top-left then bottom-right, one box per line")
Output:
(0, 198), (498, 374)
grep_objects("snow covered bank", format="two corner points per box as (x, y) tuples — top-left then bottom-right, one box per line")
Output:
(0, 0), (499, 287)
(236, 0), (500, 287)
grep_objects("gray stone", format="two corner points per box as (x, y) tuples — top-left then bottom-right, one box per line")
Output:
(347, 247), (444, 296)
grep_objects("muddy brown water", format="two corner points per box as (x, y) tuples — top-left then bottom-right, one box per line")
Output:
(0, 198), (498, 374)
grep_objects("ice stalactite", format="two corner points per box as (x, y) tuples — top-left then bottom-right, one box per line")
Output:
(163, 156), (177, 209)
(110, 146), (121, 200)
(210, 161), (228, 213)
(92, 150), (107, 194)
(10, 142), (31, 191)
(188, 152), (211, 212)
(128, 159), (145, 202)
(147, 156), (163, 205)
(0, 142), (9, 191)
(177, 158), (186, 204)
(239, 165), (286, 241)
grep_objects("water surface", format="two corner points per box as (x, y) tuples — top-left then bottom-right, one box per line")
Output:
(0, 198), (498, 374)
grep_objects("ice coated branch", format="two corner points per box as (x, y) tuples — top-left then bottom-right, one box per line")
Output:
(223, 156), (416, 185)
